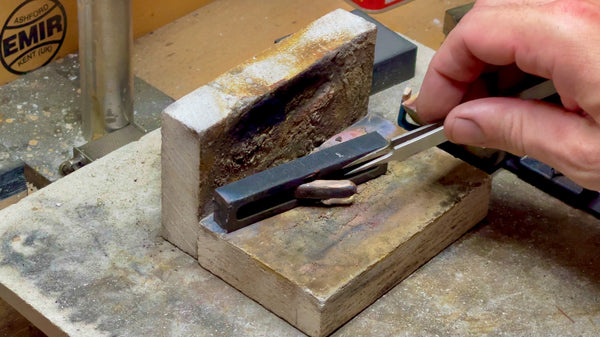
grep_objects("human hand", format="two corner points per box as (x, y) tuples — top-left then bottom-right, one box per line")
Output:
(416, 0), (600, 190)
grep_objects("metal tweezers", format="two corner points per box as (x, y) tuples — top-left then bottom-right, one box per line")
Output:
(342, 123), (445, 176)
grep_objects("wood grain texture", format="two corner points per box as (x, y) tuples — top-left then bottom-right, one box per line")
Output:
(0, 298), (45, 337)
(0, 283), (64, 337)
(0, 191), (27, 211)
(198, 149), (491, 336)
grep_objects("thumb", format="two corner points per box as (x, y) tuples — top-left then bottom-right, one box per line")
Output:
(444, 97), (600, 191)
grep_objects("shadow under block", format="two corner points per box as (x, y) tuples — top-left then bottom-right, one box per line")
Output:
(0, 158), (27, 210)
(198, 149), (491, 337)
(161, 9), (376, 258)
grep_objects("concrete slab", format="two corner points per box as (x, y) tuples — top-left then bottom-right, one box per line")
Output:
(0, 130), (305, 337)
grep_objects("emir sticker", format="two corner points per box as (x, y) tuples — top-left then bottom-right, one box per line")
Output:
(1, 0), (67, 75)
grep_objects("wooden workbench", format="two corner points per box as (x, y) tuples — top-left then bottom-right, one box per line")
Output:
(132, 0), (470, 100)
(2, 0), (600, 336)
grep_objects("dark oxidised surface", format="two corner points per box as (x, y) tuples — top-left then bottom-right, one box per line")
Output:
(163, 9), (377, 221)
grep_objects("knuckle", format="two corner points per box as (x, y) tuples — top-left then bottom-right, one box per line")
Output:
(500, 104), (528, 156)
(557, 134), (600, 189)
(550, 0), (600, 25)
(569, 141), (600, 172)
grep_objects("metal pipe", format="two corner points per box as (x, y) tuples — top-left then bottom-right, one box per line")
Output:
(78, 0), (133, 140)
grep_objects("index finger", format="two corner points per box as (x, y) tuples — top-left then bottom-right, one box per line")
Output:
(416, 4), (561, 123)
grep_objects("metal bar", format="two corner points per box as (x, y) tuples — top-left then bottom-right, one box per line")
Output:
(78, 0), (133, 140)
(388, 123), (446, 156)
(213, 132), (389, 232)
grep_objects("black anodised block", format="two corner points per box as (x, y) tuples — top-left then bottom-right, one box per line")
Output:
(351, 9), (417, 94)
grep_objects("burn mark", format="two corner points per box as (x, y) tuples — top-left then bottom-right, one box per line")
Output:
(230, 72), (328, 142)
(1, 229), (54, 276)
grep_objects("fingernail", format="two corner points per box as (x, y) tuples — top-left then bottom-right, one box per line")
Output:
(450, 118), (486, 145)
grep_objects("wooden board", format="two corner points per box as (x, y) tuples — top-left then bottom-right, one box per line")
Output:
(0, 190), (27, 211)
(133, 0), (474, 100)
(198, 149), (491, 337)
(0, 298), (45, 337)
